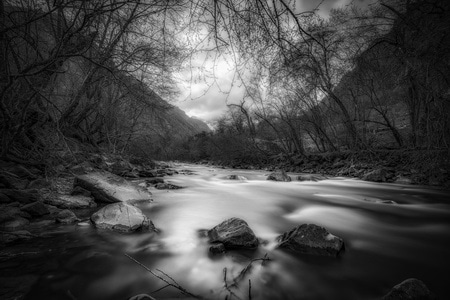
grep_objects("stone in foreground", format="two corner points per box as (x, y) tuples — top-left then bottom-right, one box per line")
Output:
(75, 171), (152, 203)
(208, 217), (259, 249)
(382, 278), (436, 300)
(267, 171), (291, 182)
(91, 203), (153, 233)
(276, 224), (344, 257)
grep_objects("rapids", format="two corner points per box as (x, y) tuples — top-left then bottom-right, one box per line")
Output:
(2, 163), (450, 300)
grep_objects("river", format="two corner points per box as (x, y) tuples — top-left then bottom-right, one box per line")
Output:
(2, 163), (450, 300)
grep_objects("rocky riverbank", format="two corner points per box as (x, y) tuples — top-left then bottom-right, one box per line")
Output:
(194, 149), (450, 189)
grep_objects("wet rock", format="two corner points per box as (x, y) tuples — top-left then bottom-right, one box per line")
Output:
(208, 217), (259, 249)
(267, 171), (291, 182)
(55, 209), (80, 224)
(0, 216), (30, 232)
(382, 278), (436, 300)
(44, 194), (97, 209)
(226, 175), (247, 180)
(90, 202), (154, 232)
(0, 189), (39, 204)
(74, 171), (152, 203)
(21, 201), (50, 217)
(209, 243), (226, 254)
(154, 183), (182, 190)
(362, 169), (388, 182)
(276, 224), (344, 257)
(296, 174), (327, 182)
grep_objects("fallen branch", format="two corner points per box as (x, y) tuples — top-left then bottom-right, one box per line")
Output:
(231, 253), (271, 287)
(124, 253), (202, 299)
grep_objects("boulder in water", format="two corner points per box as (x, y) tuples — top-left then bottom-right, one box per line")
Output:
(267, 171), (291, 182)
(208, 217), (259, 249)
(382, 278), (436, 300)
(74, 171), (152, 203)
(90, 202), (153, 232)
(276, 224), (344, 257)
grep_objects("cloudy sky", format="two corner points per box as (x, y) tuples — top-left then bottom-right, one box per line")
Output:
(174, 0), (373, 124)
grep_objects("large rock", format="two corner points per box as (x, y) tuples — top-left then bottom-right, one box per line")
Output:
(208, 218), (259, 249)
(74, 171), (152, 203)
(382, 278), (436, 300)
(90, 203), (153, 232)
(267, 171), (291, 182)
(44, 194), (97, 209)
(276, 224), (344, 257)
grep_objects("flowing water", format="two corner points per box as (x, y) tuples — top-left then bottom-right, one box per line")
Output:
(2, 164), (450, 300)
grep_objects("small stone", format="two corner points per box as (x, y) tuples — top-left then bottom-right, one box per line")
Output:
(382, 278), (436, 300)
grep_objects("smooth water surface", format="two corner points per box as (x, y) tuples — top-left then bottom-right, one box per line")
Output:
(2, 164), (450, 300)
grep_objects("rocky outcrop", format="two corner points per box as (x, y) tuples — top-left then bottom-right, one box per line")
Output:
(44, 194), (97, 209)
(276, 224), (344, 257)
(382, 278), (436, 300)
(267, 171), (291, 182)
(207, 218), (259, 250)
(74, 171), (152, 203)
(90, 202), (153, 232)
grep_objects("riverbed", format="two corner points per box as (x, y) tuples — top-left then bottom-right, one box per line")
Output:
(2, 163), (450, 300)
